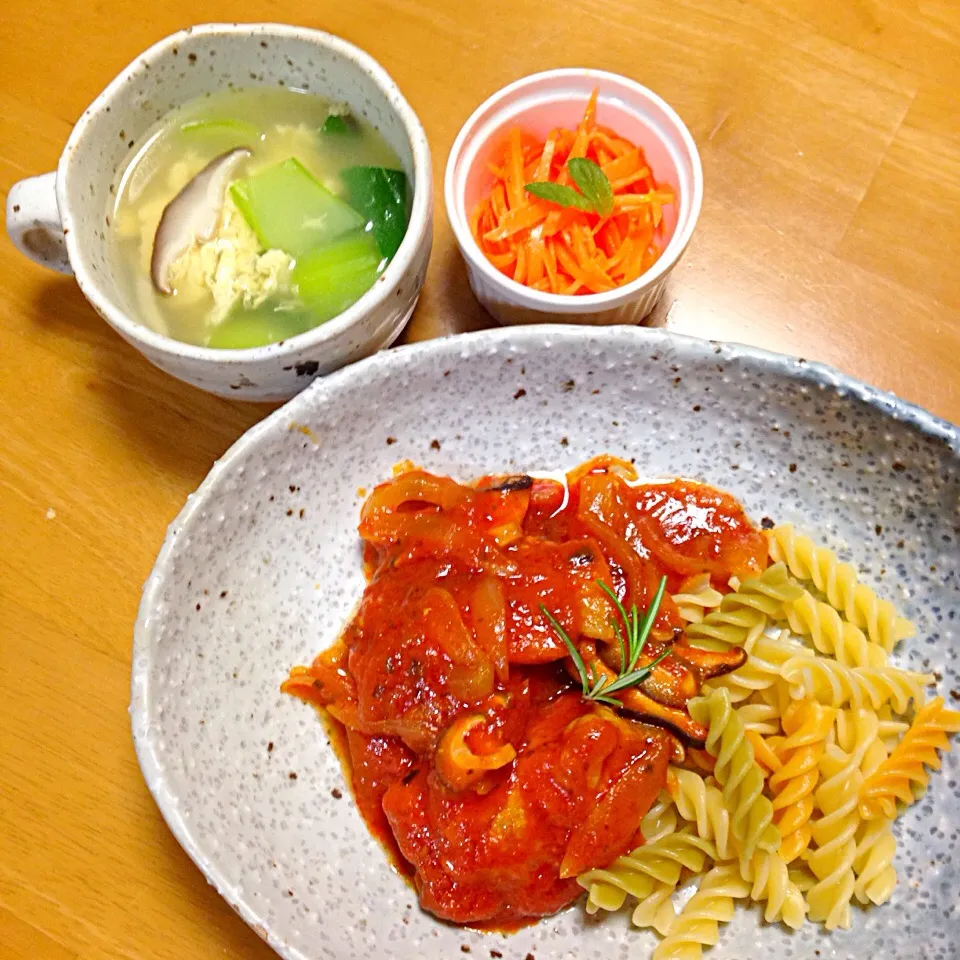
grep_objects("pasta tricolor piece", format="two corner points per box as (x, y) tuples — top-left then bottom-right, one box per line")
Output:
(806, 710), (878, 929)
(769, 699), (835, 863)
(686, 563), (802, 650)
(780, 657), (933, 714)
(688, 687), (780, 862)
(578, 832), (716, 919)
(766, 524), (914, 651)
(652, 864), (751, 960)
(859, 697), (960, 820)
(784, 589), (888, 668)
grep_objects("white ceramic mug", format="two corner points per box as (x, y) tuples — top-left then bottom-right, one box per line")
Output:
(5, 23), (433, 401)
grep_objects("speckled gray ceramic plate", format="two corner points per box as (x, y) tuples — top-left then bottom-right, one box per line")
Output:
(131, 326), (960, 960)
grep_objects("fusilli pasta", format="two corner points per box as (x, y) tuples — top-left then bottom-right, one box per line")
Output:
(642, 793), (681, 844)
(806, 710), (878, 929)
(631, 881), (680, 935)
(667, 768), (734, 861)
(578, 832), (715, 917)
(739, 850), (807, 928)
(688, 687), (780, 861)
(766, 524), (914, 651)
(852, 818), (897, 906)
(783, 589), (888, 668)
(652, 865), (750, 960)
(570, 517), (957, 954)
(735, 700), (782, 736)
(780, 656), (933, 714)
(769, 699), (835, 863)
(673, 574), (724, 624)
(705, 628), (812, 703)
(686, 563), (802, 649)
(858, 696), (960, 820)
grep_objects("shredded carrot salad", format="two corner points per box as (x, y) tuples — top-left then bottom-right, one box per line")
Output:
(470, 90), (675, 295)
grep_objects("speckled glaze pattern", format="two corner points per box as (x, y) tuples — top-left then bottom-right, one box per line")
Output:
(132, 326), (959, 960)
(54, 23), (432, 400)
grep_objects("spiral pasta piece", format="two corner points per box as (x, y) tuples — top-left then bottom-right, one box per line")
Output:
(673, 574), (724, 624)
(631, 881), (679, 935)
(652, 864), (750, 960)
(757, 679), (794, 718)
(578, 832), (716, 916)
(739, 850), (807, 928)
(706, 629), (813, 702)
(747, 729), (783, 774)
(642, 793), (681, 844)
(806, 710), (878, 929)
(769, 699), (836, 863)
(852, 818), (897, 906)
(735, 701), (782, 736)
(686, 563), (803, 649)
(858, 697), (960, 820)
(783, 590), (888, 668)
(766, 524), (914, 651)
(781, 657), (933, 714)
(688, 688), (780, 861)
(667, 768), (734, 861)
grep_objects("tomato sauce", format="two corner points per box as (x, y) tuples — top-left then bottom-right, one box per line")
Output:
(284, 463), (766, 927)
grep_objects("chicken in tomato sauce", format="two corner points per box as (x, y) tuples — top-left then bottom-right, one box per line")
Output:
(284, 457), (766, 926)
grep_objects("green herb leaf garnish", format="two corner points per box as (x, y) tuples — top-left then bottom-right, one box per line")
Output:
(567, 157), (614, 217)
(539, 575), (670, 706)
(524, 158), (614, 216)
(524, 181), (595, 212)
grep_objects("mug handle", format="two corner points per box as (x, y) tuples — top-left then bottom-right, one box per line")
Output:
(6, 171), (73, 274)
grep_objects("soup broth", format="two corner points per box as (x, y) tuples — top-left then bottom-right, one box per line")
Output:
(111, 87), (408, 348)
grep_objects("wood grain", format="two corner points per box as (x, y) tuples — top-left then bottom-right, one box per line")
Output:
(1, 2), (957, 958)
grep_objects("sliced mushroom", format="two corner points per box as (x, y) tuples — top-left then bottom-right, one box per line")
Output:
(671, 643), (748, 679)
(596, 638), (747, 711)
(150, 147), (251, 294)
(482, 475), (534, 493)
(573, 640), (712, 748)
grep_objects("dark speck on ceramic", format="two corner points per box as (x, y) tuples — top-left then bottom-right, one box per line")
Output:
(132, 327), (959, 960)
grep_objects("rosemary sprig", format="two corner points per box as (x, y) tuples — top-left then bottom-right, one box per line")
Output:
(539, 576), (671, 706)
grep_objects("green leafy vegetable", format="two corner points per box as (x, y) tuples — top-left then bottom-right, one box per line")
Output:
(206, 302), (314, 349)
(230, 158), (365, 258)
(341, 166), (408, 259)
(293, 230), (383, 322)
(567, 157), (614, 217)
(524, 158), (614, 216)
(539, 575), (671, 706)
(320, 114), (356, 135)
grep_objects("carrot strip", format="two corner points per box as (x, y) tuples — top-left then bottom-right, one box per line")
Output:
(485, 250), (518, 270)
(591, 130), (630, 159)
(542, 239), (559, 293)
(611, 168), (653, 193)
(533, 130), (558, 182)
(601, 148), (643, 182)
(526, 234), (546, 288)
(506, 128), (526, 210)
(483, 202), (549, 242)
(513, 241), (527, 286)
(491, 182), (509, 222)
(568, 94), (597, 160)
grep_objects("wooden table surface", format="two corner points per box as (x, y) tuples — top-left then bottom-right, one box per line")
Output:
(2, 2), (959, 958)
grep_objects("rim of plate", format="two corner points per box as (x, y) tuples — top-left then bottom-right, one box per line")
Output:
(130, 324), (958, 957)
